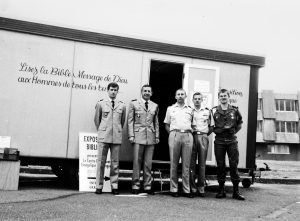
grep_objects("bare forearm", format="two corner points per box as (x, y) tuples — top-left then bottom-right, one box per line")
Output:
(165, 124), (170, 134)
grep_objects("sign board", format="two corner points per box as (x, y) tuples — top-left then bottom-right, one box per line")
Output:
(79, 133), (98, 192)
(79, 132), (111, 192)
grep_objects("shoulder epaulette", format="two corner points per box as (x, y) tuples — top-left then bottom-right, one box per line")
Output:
(205, 107), (209, 110)
(212, 106), (218, 109)
(132, 99), (137, 101)
(232, 105), (238, 109)
(188, 105), (192, 108)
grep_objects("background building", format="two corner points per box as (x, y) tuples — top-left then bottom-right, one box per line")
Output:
(256, 90), (300, 161)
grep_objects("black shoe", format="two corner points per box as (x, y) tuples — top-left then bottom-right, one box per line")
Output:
(192, 191), (199, 197)
(182, 193), (194, 198)
(216, 185), (226, 198)
(232, 192), (245, 200)
(132, 189), (139, 195)
(145, 190), (155, 195)
(232, 182), (245, 200)
(170, 192), (179, 197)
(111, 189), (119, 195)
(199, 187), (205, 197)
(216, 191), (226, 198)
(198, 192), (205, 197)
(95, 189), (102, 194)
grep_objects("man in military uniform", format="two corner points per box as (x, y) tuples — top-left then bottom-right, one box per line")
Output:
(164, 88), (194, 198)
(190, 92), (214, 197)
(212, 88), (245, 200)
(127, 84), (159, 195)
(94, 82), (126, 195)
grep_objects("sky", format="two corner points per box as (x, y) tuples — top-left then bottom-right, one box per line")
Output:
(0, 0), (299, 93)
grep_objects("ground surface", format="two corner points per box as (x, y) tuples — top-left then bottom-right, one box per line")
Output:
(0, 160), (299, 220)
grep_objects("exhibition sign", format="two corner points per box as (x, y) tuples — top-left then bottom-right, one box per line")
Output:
(79, 133), (111, 192)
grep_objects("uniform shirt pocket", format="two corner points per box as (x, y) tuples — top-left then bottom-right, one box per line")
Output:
(102, 107), (110, 118)
(149, 110), (156, 115)
(135, 111), (143, 121)
(170, 110), (177, 121)
(102, 112), (109, 118)
(185, 111), (193, 121)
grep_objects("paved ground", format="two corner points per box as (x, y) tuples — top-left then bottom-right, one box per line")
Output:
(0, 181), (299, 221)
(0, 160), (299, 220)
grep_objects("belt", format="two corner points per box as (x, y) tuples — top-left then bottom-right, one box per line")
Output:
(193, 131), (207, 135)
(172, 129), (192, 133)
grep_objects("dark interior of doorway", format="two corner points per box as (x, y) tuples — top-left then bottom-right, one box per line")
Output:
(149, 60), (184, 162)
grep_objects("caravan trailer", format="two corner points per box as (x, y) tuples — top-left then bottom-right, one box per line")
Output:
(0, 17), (265, 187)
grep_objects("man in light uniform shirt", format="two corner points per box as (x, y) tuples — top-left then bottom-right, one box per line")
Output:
(190, 92), (214, 197)
(94, 82), (126, 195)
(164, 88), (194, 198)
(128, 84), (159, 195)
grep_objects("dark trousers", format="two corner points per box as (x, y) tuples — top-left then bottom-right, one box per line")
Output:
(214, 140), (240, 184)
(190, 134), (209, 192)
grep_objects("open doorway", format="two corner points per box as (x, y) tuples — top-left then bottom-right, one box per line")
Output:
(149, 60), (184, 162)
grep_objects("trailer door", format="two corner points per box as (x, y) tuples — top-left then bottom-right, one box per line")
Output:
(183, 64), (220, 165)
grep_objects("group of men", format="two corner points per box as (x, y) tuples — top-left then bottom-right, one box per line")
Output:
(94, 82), (245, 201)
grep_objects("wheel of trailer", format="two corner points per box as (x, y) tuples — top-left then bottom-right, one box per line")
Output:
(242, 178), (251, 188)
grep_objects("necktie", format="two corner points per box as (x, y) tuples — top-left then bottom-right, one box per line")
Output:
(145, 101), (148, 110)
(112, 100), (115, 108)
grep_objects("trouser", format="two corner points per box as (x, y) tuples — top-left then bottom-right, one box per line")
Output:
(96, 142), (120, 190)
(214, 140), (240, 184)
(190, 134), (209, 193)
(132, 143), (155, 190)
(168, 131), (193, 193)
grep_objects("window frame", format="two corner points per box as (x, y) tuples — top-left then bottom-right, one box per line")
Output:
(267, 144), (290, 154)
(275, 121), (299, 133)
(275, 99), (297, 112)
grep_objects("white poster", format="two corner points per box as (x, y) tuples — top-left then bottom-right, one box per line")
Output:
(0, 136), (11, 148)
(79, 133), (98, 192)
(194, 80), (210, 93)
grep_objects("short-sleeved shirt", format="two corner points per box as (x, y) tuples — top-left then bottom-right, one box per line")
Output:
(192, 107), (214, 133)
(164, 103), (193, 131)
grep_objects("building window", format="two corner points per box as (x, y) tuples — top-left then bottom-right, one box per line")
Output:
(257, 120), (263, 132)
(275, 99), (297, 111)
(257, 98), (262, 110)
(267, 145), (290, 154)
(276, 121), (299, 133)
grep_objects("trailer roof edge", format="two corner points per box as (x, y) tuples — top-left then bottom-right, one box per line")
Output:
(0, 17), (265, 67)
